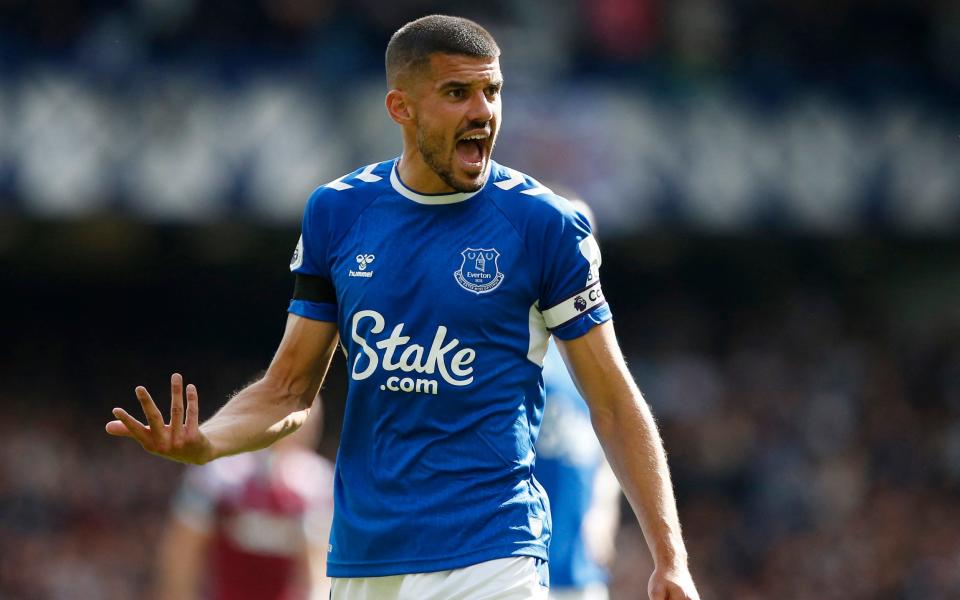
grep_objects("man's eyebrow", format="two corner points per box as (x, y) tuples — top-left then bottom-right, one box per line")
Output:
(437, 78), (504, 89)
(438, 80), (471, 89)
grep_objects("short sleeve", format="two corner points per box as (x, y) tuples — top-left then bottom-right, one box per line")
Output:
(538, 204), (612, 340)
(288, 186), (338, 322)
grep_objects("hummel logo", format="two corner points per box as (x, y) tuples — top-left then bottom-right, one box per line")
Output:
(356, 254), (375, 270)
(350, 253), (375, 278)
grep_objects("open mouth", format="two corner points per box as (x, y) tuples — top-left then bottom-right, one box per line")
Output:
(455, 132), (489, 172)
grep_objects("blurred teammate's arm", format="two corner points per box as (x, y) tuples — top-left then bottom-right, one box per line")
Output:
(106, 314), (339, 464)
(154, 515), (209, 600)
(559, 321), (699, 600)
(582, 457), (621, 568)
(304, 515), (332, 600)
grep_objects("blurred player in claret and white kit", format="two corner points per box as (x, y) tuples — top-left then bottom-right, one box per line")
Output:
(535, 199), (621, 600)
(154, 402), (333, 600)
(106, 14), (699, 600)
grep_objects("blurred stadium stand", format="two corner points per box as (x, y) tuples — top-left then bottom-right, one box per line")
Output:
(1, 0), (959, 232)
(2, 1), (960, 599)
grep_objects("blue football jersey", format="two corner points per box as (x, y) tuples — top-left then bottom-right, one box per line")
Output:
(535, 341), (608, 588)
(288, 158), (611, 577)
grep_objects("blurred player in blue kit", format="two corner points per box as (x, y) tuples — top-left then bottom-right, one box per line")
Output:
(539, 342), (621, 600)
(107, 15), (699, 600)
(536, 200), (621, 600)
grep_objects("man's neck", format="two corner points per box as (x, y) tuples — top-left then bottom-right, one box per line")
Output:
(397, 149), (455, 194)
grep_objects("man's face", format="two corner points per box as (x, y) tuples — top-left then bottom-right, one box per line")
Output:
(410, 53), (503, 192)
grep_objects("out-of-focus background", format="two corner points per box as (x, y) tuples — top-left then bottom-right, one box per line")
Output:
(2, 1), (959, 599)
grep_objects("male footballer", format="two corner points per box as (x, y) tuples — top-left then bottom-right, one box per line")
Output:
(107, 15), (699, 600)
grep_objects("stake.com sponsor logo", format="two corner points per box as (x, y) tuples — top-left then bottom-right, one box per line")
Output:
(349, 309), (476, 395)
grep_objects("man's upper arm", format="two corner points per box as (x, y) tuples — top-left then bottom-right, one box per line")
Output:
(265, 314), (339, 402)
(288, 185), (339, 323)
(535, 197), (612, 341)
(277, 184), (342, 395)
(556, 321), (636, 417)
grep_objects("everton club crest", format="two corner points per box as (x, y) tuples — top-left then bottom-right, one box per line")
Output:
(454, 248), (504, 294)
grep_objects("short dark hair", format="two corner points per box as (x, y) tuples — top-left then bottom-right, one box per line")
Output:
(385, 15), (500, 88)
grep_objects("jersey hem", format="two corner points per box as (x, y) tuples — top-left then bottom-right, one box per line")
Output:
(326, 544), (549, 578)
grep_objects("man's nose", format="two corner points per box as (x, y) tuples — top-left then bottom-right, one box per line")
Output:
(465, 90), (495, 123)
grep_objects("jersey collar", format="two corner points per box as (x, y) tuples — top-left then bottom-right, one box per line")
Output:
(390, 159), (485, 205)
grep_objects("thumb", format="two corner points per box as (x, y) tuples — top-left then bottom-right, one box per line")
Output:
(105, 420), (132, 436)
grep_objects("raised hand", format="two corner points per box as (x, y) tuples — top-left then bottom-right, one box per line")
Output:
(106, 373), (213, 464)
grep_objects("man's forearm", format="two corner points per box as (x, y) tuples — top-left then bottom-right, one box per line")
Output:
(591, 390), (687, 567)
(199, 376), (314, 462)
(106, 316), (338, 466)
(558, 322), (689, 567)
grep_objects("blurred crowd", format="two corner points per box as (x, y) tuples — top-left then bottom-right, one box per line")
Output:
(4, 74), (957, 232)
(3, 1), (960, 598)
(612, 289), (960, 599)
(3, 0), (960, 93)
(0, 414), (181, 598)
(1, 1), (959, 232)
(2, 233), (960, 599)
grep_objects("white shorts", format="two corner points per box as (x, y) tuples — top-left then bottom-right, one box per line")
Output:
(549, 583), (609, 600)
(330, 556), (549, 600)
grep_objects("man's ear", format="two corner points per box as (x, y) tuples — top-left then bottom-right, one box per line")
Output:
(385, 89), (415, 125)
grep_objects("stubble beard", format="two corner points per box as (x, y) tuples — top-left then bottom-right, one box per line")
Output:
(416, 125), (493, 193)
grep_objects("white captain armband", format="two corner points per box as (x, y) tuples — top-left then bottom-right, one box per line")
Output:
(540, 281), (606, 330)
